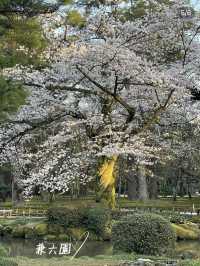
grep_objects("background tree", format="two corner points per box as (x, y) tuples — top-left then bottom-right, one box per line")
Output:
(0, 0), (62, 123)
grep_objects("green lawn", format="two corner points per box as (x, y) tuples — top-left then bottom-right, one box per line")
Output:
(14, 257), (121, 266)
(13, 255), (200, 266)
(0, 217), (45, 226)
(181, 261), (200, 266)
(117, 197), (200, 211)
(1, 196), (200, 213)
(14, 254), (139, 266)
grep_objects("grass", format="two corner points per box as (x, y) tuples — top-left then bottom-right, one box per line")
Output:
(117, 197), (200, 211)
(171, 223), (200, 240)
(12, 254), (172, 266)
(14, 254), (200, 266)
(181, 260), (200, 266)
(0, 217), (45, 226)
(14, 255), (125, 266)
(7, 256), (200, 266)
(1, 196), (200, 213)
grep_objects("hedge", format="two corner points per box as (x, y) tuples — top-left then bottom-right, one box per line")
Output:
(82, 207), (111, 236)
(112, 213), (176, 256)
(47, 206), (111, 237)
(47, 207), (82, 229)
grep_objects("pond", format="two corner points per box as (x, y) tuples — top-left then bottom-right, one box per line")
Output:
(0, 237), (113, 258)
(0, 237), (200, 258)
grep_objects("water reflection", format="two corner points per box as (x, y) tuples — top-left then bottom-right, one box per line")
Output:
(0, 237), (113, 258)
(0, 237), (200, 258)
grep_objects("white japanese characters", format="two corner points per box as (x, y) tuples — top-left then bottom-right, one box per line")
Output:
(36, 242), (72, 256)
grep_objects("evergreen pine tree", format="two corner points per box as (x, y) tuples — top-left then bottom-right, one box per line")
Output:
(0, 0), (58, 123)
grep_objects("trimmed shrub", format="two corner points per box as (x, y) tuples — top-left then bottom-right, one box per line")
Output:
(47, 207), (82, 228)
(35, 223), (48, 236)
(82, 207), (111, 236)
(43, 234), (57, 241)
(58, 234), (69, 241)
(3, 226), (12, 235)
(12, 226), (25, 238)
(67, 227), (87, 240)
(112, 209), (187, 225)
(47, 224), (64, 235)
(159, 211), (186, 224)
(169, 213), (185, 224)
(112, 213), (176, 256)
(112, 209), (125, 220)
(24, 226), (35, 239)
(0, 225), (4, 236)
(47, 206), (111, 238)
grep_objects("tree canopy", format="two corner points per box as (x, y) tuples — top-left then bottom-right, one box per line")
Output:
(1, 0), (200, 206)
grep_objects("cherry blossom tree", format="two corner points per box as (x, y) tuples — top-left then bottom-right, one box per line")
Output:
(1, 0), (200, 206)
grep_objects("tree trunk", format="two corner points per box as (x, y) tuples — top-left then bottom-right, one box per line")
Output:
(123, 179), (127, 197)
(118, 175), (122, 198)
(178, 180), (185, 197)
(148, 177), (158, 199)
(188, 183), (192, 198)
(172, 186), (177, 201)
(11, 175), (18, 207)
(49, 192), (55, 203)
(99, 155), (118, 209)
(127, 176), (138, 200)
(137, 165), (149, 201)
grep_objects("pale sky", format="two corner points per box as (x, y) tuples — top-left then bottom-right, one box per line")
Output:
(44, 0), (200, 11)
(192, 0), (200, 9)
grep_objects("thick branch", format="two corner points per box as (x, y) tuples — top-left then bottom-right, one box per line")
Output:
(46, 83), (101, 96)
(131, 89), (175, 135)
(0, 110), (85, 154)
(76, 65), (136, 120)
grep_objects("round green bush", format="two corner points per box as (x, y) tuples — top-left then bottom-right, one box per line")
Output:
(3, 226), (12, 235)
(58, 234), (69, 241)
(43, 234), (57, 241)
(12, 226), (25, 238)
(35, 223), (48, 236)
(159, 211), (185, 224)
(0, 225), (4, 235)
(82, 207), (111, 236)
(47, 207), (82, 228)
(47, 224), (64, 235)
(24, 226), (35, 239)
(112, 213), (176, 256)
